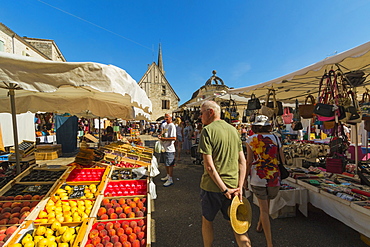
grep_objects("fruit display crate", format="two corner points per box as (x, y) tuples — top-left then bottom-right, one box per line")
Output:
(1, 220), (30, 246)
(66, 167), (110, 182)
(110, 167), (135, 180)
(6, 218), (89, 247)
(50, 180), (106, 200)
(0, 199), (47, 226)
(14, 166), (70, 183)
(103, 180), (148, 197)
(90, 194), (152, 221)
(109, 165), (149, 181)
(79, 215), (152, 247)
(34, 198), (96, 224)
(102, 157), (150, 169)
(0, 181), (60, 199)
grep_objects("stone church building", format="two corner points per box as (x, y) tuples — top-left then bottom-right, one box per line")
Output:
(138, 45), (179, 121)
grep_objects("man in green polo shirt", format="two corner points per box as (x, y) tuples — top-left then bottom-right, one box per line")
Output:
(198, 100), (250, 247)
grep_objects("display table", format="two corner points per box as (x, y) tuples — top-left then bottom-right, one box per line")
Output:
(253, 179), (308, 219)
(308, 190), (370, 238)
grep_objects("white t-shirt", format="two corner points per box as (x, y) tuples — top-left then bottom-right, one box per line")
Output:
(161, 122), (176, 152)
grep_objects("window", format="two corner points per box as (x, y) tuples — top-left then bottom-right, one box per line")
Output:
(0, 40), (4, 52)
(162, 100), (170, 109)
(162, 85), (166, 96)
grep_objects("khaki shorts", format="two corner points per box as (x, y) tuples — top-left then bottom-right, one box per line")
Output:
(251, 186), (280, 200)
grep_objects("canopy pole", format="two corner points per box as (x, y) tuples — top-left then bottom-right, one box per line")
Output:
(98, 117), (101, 148)
(9, 84), (21, 174)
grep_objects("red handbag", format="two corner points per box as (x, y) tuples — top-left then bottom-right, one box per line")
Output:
(282, 107), (293, 124)
(326, 157), (344, 174)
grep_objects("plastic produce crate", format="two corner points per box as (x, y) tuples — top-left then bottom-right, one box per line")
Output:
(66, 168), (107, 182)
(104, 180), (148, 197)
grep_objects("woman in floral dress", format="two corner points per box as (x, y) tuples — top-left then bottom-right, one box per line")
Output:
(245, 115), (285, 247)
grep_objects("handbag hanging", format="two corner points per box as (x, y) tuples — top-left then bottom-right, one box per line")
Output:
(282, 107), (293, 124)
(292, 99), (301, 121)
(360, 91), (370, 120)
(261, 89), (278, 118)
(329, 124), (349, 155)
(267, 89), (283, 115)
(314, 72), (336, 121)
(247, 93), (261, 110)
(292, 121), (303, 131)
(299, 94), (316, 119)
(346, 90), (362, 125)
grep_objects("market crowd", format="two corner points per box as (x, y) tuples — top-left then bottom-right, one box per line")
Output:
(155, 101), (287, 247)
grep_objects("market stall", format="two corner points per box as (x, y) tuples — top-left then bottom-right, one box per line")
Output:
(228, 41), (370, 239)
(0, 51), (152, 174)
(1, 140), (156, 246)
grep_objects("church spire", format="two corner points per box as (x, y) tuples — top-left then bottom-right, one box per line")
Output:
(158, 43), (165, 75)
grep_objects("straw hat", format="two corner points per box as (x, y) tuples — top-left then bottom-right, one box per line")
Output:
(229, 196), (252, 234)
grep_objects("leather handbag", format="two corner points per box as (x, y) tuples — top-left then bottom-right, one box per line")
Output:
(299, 95), (316, 118)
(346, 91), (362, 124)
(314, 72), (336, 121)
(247, 93), (261, 110)
(360, 92), (370, 120)
(326, 156), (345, 174)
(242, 109), (248, 123)
(282, 107), (293, 124)
(261, 89), (278, 118)
(343, 70), (366, 87)
(292, 121), (303, 130)
(323, 121), (335, 129)
(365, 119), (370, 132)
(314, 103), (335, 118)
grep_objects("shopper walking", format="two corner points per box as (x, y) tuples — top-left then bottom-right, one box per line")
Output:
(198, 101), (250, 247)
(183, 120), (193, 155)
(159, 113), (177, 187)
(174, 117), (184, 161)
(245, 115), (285, 247)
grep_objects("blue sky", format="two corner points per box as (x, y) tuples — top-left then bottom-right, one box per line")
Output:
(2, 1), (370, 105)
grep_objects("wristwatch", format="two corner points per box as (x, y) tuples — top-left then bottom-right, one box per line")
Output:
(222, 189), (228, 194)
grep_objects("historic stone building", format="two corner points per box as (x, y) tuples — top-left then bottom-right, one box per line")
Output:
(138, 45), (179, 121)
(0, 22), (65, 61)
(180, 70), (229, 108)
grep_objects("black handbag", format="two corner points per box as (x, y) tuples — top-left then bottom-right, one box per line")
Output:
(247, 93), (261, 110)
(344, 70), (366, 87)
(292, 121), (303, 131)
(272, 134), (289, 179)
(313, 103), (335, 117)
(267, 101), (283, 115)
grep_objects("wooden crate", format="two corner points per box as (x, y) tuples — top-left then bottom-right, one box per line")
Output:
(0, 180), (58, 199)
(78, 215), (152, 247)
(15, 166), (69, 183)
(36, 144), (62, 156)
(6, 219), (89, 247)
(35, 151), (58, 160)
(90, 194), (152, 219)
